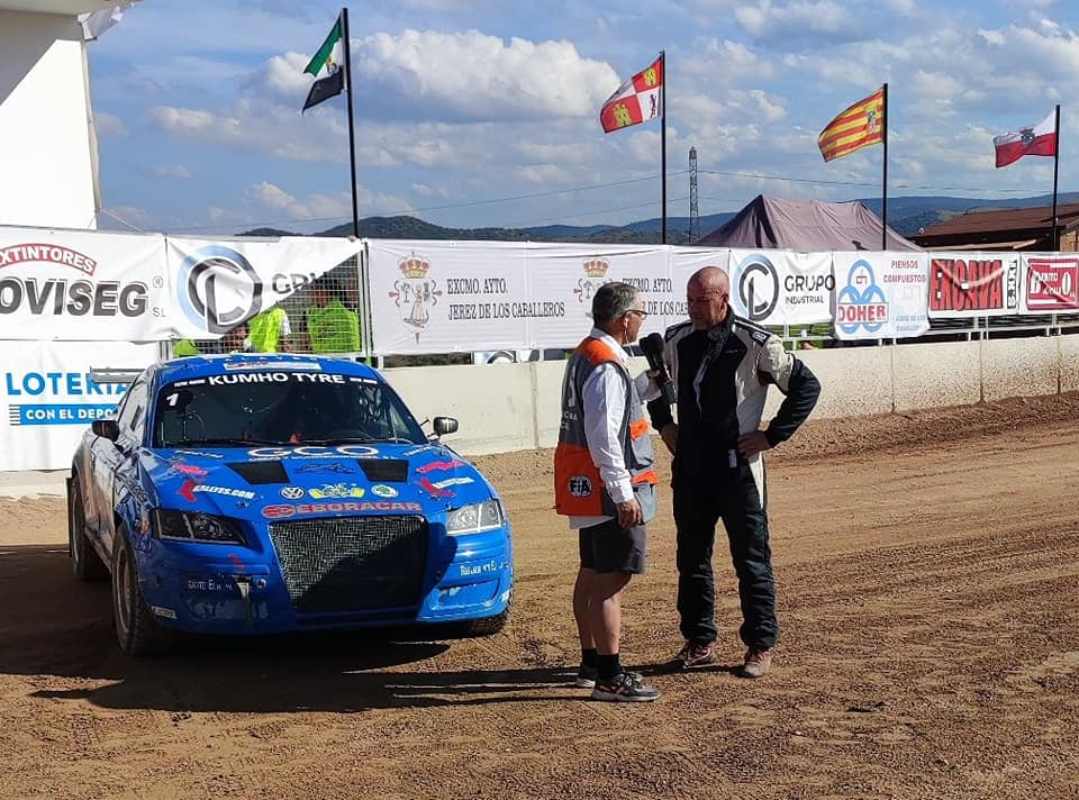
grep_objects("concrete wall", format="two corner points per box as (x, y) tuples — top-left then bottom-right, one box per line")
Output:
(384, 333), (1079, 456)
(0, 9), (97, 229)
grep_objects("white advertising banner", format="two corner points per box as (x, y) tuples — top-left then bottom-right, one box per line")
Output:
(927, 252), (1022, 319)
(368, 240), (530, 354)
(833, 252), (930, 340)
(522, 243), (673, 347)
(0, 228), (169, 340)
(729, 249), (834, 325)
(0, 340), (158, 471)
(1022, 254), (1079, 313)
(166, 236), (362, 339)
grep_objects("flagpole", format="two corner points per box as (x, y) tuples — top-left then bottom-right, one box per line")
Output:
(1052, 103), (1061, 251)
(881, 82), (888, 251)
(661, 50), (667, 245)
(341, 7), (360, 238)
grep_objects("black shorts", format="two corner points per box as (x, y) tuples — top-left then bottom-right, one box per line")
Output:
(578, 518), (647, 574)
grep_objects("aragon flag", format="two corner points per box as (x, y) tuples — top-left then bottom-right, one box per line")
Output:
(818, 87), (885, 162)
(302, 17), (345, 112)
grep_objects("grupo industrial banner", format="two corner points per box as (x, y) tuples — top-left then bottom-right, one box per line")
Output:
(928, 253), (1021, 319)
(166, 236), (363, 340)
(0, 340), (158, 471)
(728, 249), (834, 325)
(833, 252), (930, 341)
(0, 228), (169, 340)
(1022, 254), (1079, 313)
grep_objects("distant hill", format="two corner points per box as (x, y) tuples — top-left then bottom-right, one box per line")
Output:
(240, 193), (1079, 243)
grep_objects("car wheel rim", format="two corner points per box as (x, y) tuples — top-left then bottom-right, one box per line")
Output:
(115, 547), (131, 637)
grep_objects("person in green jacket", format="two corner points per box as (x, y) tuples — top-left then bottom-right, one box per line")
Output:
(306, 280), (361, 354)
(247, 305), (292, 353)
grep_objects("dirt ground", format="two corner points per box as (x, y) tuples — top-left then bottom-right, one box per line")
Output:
(1, 395), (1078, 800)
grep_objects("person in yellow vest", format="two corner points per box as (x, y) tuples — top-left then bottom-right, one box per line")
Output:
(173, 338), (201, 357)
(247, 305), (292, 353)
(553, 281), (661, 702)
(305, 279), (360, 354)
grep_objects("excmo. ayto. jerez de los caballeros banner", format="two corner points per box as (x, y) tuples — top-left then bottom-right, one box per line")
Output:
(166, 236), (363, 340)
(0, 228), (170, 340)
(832, 252), (930, 341)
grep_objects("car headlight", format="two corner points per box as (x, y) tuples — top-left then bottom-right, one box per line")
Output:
(445, 500), (503, 535)
(153, 509), (246, 545)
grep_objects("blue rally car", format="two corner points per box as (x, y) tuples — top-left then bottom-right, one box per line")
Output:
(67, 353), (513, 655)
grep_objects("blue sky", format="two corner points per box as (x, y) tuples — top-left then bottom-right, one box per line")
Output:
(89, 0), (1079, 234)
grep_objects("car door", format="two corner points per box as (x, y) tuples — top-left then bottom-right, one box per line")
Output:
(92, 377), (148, 558)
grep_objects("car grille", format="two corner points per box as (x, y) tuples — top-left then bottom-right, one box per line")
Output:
(269, 516), (428, 613)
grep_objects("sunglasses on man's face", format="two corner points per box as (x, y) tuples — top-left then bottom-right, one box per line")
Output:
(625, 308), (649, 319)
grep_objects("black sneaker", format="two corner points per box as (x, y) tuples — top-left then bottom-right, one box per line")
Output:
(574, 664), (598, 688)
(591, 671), (660, 702)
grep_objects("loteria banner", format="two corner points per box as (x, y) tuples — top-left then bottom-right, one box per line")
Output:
(166, 236), (362, 340)
(1022, 254), (1079, 312)
(367, 240), (531, 355)
(0, 227), (170, 340)
(728, 249), (834, 325)
(928, 253), (1021, 319)
(833, 252), (929, 340)
(0, 340), (158, 471)
(522, 243), (674, 347)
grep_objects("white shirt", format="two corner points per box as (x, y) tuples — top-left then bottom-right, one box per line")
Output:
(569, 328), (659, 529)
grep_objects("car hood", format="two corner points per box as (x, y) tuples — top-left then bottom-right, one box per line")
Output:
(139, 442), (493, 520)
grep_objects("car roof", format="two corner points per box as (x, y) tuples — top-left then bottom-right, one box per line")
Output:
(154, 353), (381, 384)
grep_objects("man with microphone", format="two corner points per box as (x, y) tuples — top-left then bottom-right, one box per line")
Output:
(647, 266), (820, 678)
(555, 281), (661, 702)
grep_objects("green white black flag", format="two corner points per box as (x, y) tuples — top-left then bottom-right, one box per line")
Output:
(302, 17), (344, 112)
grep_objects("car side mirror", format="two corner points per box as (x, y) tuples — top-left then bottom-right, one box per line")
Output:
(92, 419), (120, 442)
(432, 416), (459, 437)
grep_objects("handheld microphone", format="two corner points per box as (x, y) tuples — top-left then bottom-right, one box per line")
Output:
(640, 332), (675, 406)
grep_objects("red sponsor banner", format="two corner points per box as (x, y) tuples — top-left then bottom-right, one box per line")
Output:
(928, 256), (1020, 318)
(1024, 256), (1079, 312)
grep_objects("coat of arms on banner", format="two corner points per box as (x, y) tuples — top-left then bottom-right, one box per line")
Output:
(388, 253), (442, 342)
(574, 258), (611, 314)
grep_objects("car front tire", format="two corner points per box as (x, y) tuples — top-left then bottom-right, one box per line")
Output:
(69, 478), (108, 582)
(111, 531), (172, 656)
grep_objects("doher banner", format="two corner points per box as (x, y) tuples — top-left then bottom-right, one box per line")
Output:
(833, 252), (929, 340)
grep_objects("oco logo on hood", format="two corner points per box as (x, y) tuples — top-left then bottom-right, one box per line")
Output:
(177, 245), (262, 334)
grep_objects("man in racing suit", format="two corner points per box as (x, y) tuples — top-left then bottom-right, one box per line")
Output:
(648, 266), (820, 678)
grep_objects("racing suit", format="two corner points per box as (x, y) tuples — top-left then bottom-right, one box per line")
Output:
(648, 311), (820, 649)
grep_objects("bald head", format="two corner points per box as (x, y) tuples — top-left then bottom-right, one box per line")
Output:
(686, 266), (731, 330)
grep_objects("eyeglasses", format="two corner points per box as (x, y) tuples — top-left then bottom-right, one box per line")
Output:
(625, 308), (649, 320)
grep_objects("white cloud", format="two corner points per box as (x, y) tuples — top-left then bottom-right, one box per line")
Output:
(735, 0), (864, 42)
(411, 183), (449, 198)
(354, 30), (619, 121)
(94, 111), (127, 138)
(147, 164), (193, 179)
(246, 181), (411, 221)
(514, 164), (577, 184)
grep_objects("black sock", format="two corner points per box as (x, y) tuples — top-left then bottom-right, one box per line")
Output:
(597, 653), (621, 681)
(581, 648), (598, 669)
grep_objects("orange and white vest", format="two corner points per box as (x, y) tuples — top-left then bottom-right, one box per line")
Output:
(554, 336), (658, 519)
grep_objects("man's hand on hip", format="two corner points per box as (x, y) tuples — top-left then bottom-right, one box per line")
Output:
(660, 423), (678, 455)
(616, 498), (643, 529)
(737, 431), (771, 459)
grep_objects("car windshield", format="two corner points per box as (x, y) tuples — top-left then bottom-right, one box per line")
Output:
(152, 370), (427, 448)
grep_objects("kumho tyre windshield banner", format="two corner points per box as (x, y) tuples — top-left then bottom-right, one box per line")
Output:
(832, 252), (929, 341)
(166, 236), (362, 340)
(0, 227), (169, 340)
(728, 249), (834, 326)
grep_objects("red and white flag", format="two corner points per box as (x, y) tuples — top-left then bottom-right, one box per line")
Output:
(599, 56), (663, 133)
(994, 110), (1057, 168)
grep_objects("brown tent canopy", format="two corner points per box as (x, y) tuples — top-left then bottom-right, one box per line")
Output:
(698, 195), (922, 251)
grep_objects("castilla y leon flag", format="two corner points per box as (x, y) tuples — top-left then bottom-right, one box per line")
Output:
(818, 87), (885, 162)
(599, 56), (664, 133)
(993, 110), (1057, 168)
(302, 17), (345, 112)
